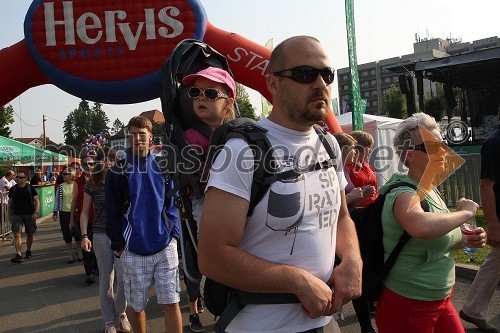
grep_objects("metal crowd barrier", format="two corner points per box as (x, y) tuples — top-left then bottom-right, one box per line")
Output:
(0, 191), (13, 242)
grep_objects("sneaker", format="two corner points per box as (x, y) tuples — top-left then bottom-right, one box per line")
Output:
(118, 314), (131, 332)
(197, 297), (204, 313)
(85, 274), (95, 285)
(11, 254), (24, 264)
(25, 250), (32, 259)
(104, 322), (117, 333)
(459, 310), (499, 333)
(67, 252), (75, 264)
(189, 314), (205, 333)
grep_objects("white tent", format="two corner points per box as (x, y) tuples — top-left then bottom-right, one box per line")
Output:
(336, 112), (405, 186)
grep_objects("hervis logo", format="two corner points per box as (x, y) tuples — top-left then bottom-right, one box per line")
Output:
(24, 0), (207, 103)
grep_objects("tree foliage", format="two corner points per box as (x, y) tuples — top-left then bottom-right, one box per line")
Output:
(424, 84), (446, 122)
(63, 100), (110, 146)
(236, 83), (258, 120)
(0, 104), (15, 138)
(382, 84), (407, 119)
(111, 118), (124, 135)
(152, 121), (166, 144)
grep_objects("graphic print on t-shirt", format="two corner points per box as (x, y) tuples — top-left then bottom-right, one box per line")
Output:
(265, 150), (339, 255)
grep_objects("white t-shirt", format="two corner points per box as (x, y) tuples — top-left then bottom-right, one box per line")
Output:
(206, 118), (347, 333)
(0, 176), (16, 203)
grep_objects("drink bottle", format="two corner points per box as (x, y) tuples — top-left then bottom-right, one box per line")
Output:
(460, 217), (478, 258)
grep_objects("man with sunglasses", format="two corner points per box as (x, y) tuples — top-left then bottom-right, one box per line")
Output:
(8, 172), (40, 263)
(198, 36), (362, 333)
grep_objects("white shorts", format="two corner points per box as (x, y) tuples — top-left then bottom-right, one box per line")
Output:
(121, 238), (180, 311)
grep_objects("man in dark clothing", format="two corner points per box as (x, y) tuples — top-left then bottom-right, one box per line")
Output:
(8, 171), (40, 263)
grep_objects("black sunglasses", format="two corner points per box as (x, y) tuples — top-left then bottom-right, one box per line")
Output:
(413, 141), (447, 154)
(188, 87), (229, 100)
(16, 176), (26, 179)
(271, 65), (335, 84)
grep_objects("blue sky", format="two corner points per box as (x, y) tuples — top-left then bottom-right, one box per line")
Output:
(1, 0), (499, 143)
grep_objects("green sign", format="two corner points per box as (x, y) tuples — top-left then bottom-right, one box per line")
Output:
(35, 185), (55, 217)
(450, 145), (481, 155)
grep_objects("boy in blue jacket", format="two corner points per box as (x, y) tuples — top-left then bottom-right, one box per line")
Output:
(106, 116), (181, 333)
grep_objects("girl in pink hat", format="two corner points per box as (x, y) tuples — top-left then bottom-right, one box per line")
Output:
(181, 66), (236, 332)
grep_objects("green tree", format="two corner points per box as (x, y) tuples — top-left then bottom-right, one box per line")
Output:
(382, 84), (407, 119)
(89, 102), (110, 137)
(236, 83), (258, 120)
(425, 84), (446, 122)
(63, 100), (110, 146)
(152, 121), (166, 144)
(0, 104), (15, 137)
(111, 118), (124, 135)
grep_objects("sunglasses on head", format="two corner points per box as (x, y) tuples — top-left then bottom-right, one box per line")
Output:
(188, 87), (229, 100)
(84, 162), (94, 167)
(16, 176), (26, 179)
(271, 65), (335, 85)
(413, 141), (447, 154)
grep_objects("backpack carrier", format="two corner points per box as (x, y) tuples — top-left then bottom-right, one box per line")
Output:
(159, 39), (339, 332)
(159, 39), (239, 284)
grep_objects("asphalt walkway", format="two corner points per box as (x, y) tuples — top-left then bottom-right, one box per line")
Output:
(0, 218), (498, 333)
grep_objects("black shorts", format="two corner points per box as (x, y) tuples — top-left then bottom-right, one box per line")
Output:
(11, 214), (37, 235)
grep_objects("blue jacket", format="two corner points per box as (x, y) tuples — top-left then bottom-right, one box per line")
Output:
(105, 150), (179, 255)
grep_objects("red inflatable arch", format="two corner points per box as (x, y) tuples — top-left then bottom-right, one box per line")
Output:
(0, 0), (341, 133)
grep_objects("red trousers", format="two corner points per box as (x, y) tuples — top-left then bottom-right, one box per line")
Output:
(375, 286), (464, 333)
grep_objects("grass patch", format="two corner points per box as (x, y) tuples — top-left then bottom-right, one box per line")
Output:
(451, 209), (491, 266)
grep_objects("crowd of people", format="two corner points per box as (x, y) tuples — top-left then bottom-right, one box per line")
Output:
(2, 35), (499, 333)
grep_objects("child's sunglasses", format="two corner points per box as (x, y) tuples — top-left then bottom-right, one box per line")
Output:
(188, 87), (229, 100)
(271, 65), (335, 85)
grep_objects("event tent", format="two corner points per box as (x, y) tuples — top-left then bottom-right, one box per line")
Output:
(0, 135), (68, 166)
(336, 112), (404, 186)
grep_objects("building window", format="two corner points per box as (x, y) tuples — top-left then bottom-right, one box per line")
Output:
(363, 91), (370, 97)
(342, 74), (349, 81)
(371, 90), (377, 96)
(384, 77), (391, 83)
(370, 69), (376, 75)
(361, 81), (369, 87)
(372, 100), (378, 106)
(343, 84), (349, 90)
(371, 80), (377, 86)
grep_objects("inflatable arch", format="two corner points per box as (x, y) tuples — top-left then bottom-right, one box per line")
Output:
(0, 0), (341, 133)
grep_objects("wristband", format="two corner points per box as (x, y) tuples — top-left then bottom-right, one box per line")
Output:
(82, 234), (88, 239)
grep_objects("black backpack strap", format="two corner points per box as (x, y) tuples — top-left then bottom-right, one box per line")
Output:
(215, 291), (300, 333)
(209, 122), (273, 217)
(190, 121), (213, 142)
(313, 124), (337, 162)
(378, 182), (430, 280)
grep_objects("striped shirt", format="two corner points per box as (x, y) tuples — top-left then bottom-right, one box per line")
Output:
(84, 182), (107, 234)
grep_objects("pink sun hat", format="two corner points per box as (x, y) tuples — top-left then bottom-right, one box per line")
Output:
(182, 66), (236, 97)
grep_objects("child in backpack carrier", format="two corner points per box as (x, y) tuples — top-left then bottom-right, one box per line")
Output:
(182, 66), (236, 332)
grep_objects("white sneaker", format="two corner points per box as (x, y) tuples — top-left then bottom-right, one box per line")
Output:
(104, 322), (117, 333)
(118, 314), (131, 332)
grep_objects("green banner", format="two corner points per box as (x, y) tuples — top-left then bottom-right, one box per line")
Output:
(35, 185), (55, 217)
(345, 0), (363, 130)
(450, 145), (481, 155)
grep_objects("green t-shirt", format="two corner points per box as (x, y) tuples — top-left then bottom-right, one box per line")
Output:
(380, 174), (462, 301)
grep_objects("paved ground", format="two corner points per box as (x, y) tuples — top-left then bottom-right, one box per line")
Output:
(0, 219), (498, 333)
